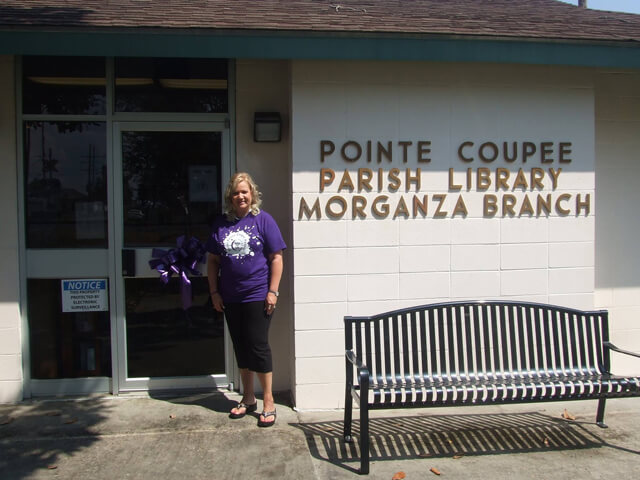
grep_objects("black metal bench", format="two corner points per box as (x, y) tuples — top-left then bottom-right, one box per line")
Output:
(344, 300), (640, 474)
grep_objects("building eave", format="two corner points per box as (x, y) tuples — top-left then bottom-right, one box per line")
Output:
(1, 27), (639, 69)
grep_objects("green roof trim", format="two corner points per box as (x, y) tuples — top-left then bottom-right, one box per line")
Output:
(1, 30), (639, 68)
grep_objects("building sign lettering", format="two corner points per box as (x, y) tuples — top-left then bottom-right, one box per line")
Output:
(298, 139), (590, 220)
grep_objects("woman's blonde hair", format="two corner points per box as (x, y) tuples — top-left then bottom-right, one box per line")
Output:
(224, 172), (262, 220)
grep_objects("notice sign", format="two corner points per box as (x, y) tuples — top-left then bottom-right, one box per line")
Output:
(61, 279), (108, 313)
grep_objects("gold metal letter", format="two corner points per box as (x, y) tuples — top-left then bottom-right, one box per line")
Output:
(393, 196), (410, 219)
(548, 168), (562, 189)
(502, 194), (517, 217)
(413, 195), (428, 217)
(484, 194), (498, 217)
(576, 193), (591, 216)
(559, 142), (572, 163)
(337, 169), (355, 192)
(388, 168), (401, 192)
(449, 168), (462, 191)
(540, 142), (554, 163)
(319, 168), (335, 193)
(479, 142), (498, 163)
(556, 193), (571, 215)
(512, 168), (529, 190)
(477, 168), (491, 191)
(352, 196), (367, 219)
(298, 197), (321, 220)
(536, 194), (552, 216)
(433, 194), (448, 218)
(372, 195), (390, 218)
(341, 141), (362, 163)
(452, 195), (468, 217)
(358, 168), (373, 192)
(496, 168), (510, 191)
(530, 168), (545, 190)
(458, 141), (474, 163)
(377, 141), (392, 163)
(326, 196), (347, 219)
(399, 141), (412, 163)
(523, 142), (536, 163)
(320, 140), (335, 162)
(417, 141), (431, 163)
(406, 168), (421, 191)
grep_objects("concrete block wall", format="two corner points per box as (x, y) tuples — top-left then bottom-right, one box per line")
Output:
(594, 69), (640, 375)
(291, 61), (596, 409)
(235, 59), (293, 393)
(0, 56), (23, 402)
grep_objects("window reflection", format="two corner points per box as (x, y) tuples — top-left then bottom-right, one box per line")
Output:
(115, 58), (228, 113)
(122, 131), (221, 246)
(22, 56), (106, 115)
(126, 277), (225, 377)
(24, 122), (107, 248)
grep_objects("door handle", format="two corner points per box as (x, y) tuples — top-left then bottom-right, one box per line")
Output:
(122, 249), (136, 277)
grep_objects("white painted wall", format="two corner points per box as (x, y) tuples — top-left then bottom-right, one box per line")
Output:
(594, 69), (640, 375)
(291, 61), (597, 409)
(0, 56), (23, 402)
(235, 59), (293, 393)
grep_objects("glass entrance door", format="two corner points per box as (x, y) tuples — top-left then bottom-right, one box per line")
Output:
(113, 122), (231, 392)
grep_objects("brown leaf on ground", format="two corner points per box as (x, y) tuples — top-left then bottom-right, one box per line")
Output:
(453, 453), (464, 459)
(169, 414), (177, 419)
(430, 467), (442, 475)
(543, 437), (550, 447)
(562, 409), (576, 421)
(47, 465), (58, 470)
(419, 453), (433, 458)
(392, 472), (406, 480)
(63, 417), (78, 424)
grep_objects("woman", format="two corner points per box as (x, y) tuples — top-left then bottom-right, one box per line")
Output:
(206, 172), (285, 427)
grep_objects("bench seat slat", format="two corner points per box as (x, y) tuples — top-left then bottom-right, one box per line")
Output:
(365, 375), (640, 405)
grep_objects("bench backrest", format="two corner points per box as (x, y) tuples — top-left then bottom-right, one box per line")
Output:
(345, 301), (610, 386)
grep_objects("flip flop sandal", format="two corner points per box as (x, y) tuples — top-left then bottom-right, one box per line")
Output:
(229, 402), (257, 419)
(257, 409), (277, 428)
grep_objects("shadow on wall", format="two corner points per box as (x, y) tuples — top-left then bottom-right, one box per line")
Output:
(0, 398), (112, 478)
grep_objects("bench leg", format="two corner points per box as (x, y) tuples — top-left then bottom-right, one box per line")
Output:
(596, 397), (608, 428)
(359, 401), (370, 475)
(344, 390), (353, 442)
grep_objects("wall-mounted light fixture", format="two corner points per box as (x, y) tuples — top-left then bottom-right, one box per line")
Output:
(253, 112), (282, 142)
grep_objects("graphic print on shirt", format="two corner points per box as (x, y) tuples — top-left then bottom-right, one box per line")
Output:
(222, 225), (261, 261)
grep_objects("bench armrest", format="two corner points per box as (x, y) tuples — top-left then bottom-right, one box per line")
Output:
(345, 350), (372, 388)
(346, 350), (366, 369)
(604, 341), (640, 359)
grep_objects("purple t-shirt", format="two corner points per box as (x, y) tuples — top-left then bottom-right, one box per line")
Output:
(206, 211), (286, 303)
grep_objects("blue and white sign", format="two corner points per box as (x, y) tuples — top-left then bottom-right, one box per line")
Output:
(61, 279), (108, 313)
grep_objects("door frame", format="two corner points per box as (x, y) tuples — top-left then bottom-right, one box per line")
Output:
(111, 121), (234, 394)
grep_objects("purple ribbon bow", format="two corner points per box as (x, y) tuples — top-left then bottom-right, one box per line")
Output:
(149, 235), (207, 310)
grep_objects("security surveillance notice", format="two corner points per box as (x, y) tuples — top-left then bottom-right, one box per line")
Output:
(61, 279), (108, 313)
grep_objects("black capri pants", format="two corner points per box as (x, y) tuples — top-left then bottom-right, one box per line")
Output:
(224, 301), (273, 373)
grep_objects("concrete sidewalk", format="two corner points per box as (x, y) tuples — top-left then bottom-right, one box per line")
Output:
(1, 393), (639, 479)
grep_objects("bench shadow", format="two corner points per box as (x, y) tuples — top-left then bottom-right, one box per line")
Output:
(294, 411), (607, 473)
